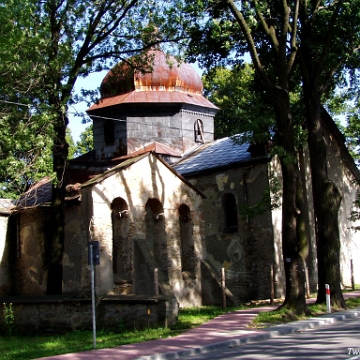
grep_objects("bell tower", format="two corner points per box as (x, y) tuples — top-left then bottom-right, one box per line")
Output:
(87, 50), (218, 160)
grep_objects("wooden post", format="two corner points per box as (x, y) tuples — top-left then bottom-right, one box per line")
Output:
(351, 259), (355, 291)
(270, 264), (274, 305)
(154, 268), (159, 295)
(221, 268), (226, 309)
(304, 260), (311, 298)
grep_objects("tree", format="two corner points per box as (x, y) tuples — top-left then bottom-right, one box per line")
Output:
(66, 128), (77, 160)
(0, 0), (54, 198)
(183, 0), (308, 313)
(298, 0), (360, 307)
(75, 124), (94, 157)
(202, 64), (275, 139)
(2, 0), (181, 294)
(181, 0), (360, 311)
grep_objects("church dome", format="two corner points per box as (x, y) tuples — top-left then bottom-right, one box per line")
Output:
(100, 49), (203, 98)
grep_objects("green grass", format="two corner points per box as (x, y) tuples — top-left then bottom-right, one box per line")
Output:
(0, 327), (177, 360)
(0, 305), (243, 360)
(251, 295), (360, 328)
(1, 296), (359, 360)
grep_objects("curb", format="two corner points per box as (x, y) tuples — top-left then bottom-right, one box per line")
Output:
(136, 308), (360, 360)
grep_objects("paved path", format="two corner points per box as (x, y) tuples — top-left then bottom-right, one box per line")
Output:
(38, 291), (360, 360)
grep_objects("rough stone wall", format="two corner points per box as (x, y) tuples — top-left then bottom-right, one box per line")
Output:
(269, 154), (319, 297)
(93, 115), (127, 159)
(14, 208), (50, 295)
(296, 123), (360, 293)
(180, 108), (215, 151)
(0, 296), (173, 333)
(323, 129), (360, 288)
(84, 154), (204, 307)
(188, 163), (277, 303)
(63, 201), (85, 294)
(92, 105), (216, 159)
(268, 157), (285, 297)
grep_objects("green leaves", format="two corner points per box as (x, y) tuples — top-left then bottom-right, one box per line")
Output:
(203, 63), (275, 139)
(0, 0), (185, 199)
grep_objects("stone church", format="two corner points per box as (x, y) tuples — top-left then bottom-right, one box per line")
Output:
(0, 49), (359, 319)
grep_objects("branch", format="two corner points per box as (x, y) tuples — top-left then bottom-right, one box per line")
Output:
(315, 0), (343, 83)
(287, 0), (300, 76)
(253, 0), (280, 53)
(224, 0), (273, 89)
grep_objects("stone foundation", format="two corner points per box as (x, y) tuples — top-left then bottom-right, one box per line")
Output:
(0, 295), (178, 334)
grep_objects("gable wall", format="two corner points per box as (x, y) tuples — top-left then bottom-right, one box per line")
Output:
(86, 154), (204, 307)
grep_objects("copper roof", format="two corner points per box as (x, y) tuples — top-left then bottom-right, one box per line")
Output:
(113, 141), (182, 160)
(87, 50), (218, 112)
(100, 50), (202, 97)
(88, 90), (218, 111)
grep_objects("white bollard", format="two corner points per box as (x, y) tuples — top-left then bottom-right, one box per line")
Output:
(325, 284), (331, 313)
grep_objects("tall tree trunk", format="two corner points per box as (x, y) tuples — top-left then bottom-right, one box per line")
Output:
(298, 2), (346, 309)
(46, 111), (68, 295)
(306, 103), (345, 308)
(274, 87), (306, 314)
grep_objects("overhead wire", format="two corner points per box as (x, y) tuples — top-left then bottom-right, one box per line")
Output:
(0, 99), (129, 123)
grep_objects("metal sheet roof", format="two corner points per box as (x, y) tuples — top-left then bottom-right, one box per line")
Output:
(87, 90), (218, 112)
(0, 199), (15, 214)
(174, 135), (269, 176)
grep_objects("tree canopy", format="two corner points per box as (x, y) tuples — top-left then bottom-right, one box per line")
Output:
(0, 0), (184, 294)
(180, 0), (360, 311)
(203, 64), (275, 139)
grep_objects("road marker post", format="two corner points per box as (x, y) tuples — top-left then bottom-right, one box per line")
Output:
(325, 284), (331, 313)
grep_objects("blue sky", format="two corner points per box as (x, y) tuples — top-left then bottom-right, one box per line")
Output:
(69, 70), (107, 142)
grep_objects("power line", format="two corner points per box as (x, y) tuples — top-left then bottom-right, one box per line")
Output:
(82, 113), (126, 122)
(0, 99), (130, 124)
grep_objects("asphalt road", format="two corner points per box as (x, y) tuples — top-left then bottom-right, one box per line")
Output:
(180, 317), (360, 360)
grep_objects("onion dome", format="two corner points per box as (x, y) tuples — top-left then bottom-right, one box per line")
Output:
(100, 49), (203, 98)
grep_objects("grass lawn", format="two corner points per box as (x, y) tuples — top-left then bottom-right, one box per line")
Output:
(1, 294), (359, 360)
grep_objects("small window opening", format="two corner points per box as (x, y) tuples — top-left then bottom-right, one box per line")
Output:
(222, 193), (239, 234)
(104, 120), (115, 144)
(194, 119), (204, 143)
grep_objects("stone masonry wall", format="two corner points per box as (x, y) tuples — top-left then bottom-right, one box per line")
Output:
(0, 296), (175, 334)
(82, 154), (204, 307)
(188, 163), (278, 303)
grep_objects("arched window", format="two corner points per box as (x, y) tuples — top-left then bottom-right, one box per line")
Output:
(179, 204), (196, 279)
(104, 120), (115, 144)
(222, 193), (239, 234)
(194, 119), (204, 143)
(145, 198), (168, 277)
(111, 197), (130, 279)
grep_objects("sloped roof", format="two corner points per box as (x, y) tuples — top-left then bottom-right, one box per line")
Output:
(174, 135), (269, 177)
(16, 177), (53, 208)
(113, 141), (182, 160)
(87, 90), (218, 112)
(0, 199), (15, 214)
